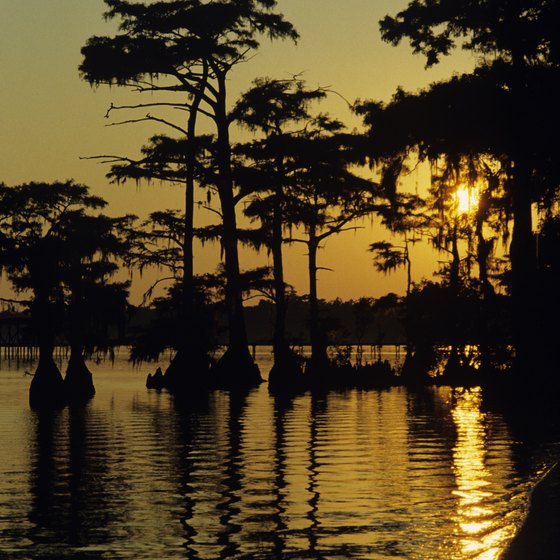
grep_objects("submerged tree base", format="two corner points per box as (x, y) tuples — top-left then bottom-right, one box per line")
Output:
(29, 355), (67, 410)
(304, 359), (398, 391)
(143, 343), (556, 396)
(268, 347), (304, 393)
(209, 346), (263, 390)
(64, 352), (96, 403)
(146, 349), (212, 394)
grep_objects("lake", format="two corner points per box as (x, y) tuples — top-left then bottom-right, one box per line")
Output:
(0, 346), (558, 559)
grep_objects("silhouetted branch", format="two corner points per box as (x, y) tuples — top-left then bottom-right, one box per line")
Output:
(317, 224), (362, 242)
(140, 276), (176, 307)
(105, 101), (187, 118)
(106, 115), (188, 136)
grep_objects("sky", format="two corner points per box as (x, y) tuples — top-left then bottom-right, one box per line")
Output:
(0, 0), (476, 306)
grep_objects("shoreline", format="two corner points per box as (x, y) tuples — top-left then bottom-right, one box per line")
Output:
(501, 461), (560, 559)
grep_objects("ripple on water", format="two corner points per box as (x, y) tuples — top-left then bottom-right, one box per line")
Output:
(0, 356), (556, 559)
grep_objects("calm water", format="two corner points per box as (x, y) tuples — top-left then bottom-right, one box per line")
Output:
(0, 346), (558, 559)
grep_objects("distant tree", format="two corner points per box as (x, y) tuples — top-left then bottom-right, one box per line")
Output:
(80, 0), (298, 388)
(280, 118), (379, 374)
(351, 297), (375, 366)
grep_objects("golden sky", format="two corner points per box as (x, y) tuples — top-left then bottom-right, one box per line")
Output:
(0, 0), (476, 305)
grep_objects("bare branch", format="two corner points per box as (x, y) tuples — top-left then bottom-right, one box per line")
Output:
(140, 276), (177, 307)
(105, 101), (188, 118)
(317, 224), (363, 242)
(80, 154), (138, 164)
(197, 203), (223, 219)
(106, 115), (188, 136)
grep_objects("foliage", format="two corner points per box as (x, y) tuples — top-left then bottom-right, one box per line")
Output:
(129, 278), (220, 363)
(0, 181), (133, 351)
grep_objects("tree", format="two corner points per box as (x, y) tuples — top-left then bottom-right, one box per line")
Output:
(370, 193), (427, 298)
(280, 118), (379, 375)
(233, 77), (327, 387)
(99, 134), (212, 391)
(80, 0), (298, 389)
(358, 1), (560, 367)
(125, 209), (220, 389)
(0, 182), (128, 408)
(57, 212), (132, 402)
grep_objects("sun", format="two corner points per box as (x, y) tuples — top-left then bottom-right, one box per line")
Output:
(455, 185), (479, 214)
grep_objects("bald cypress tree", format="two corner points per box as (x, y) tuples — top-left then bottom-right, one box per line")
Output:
(0, 182), (128, 408)
(357, 0), (560, 370)
(80, 0), (298, 389)
(233, 77), (326, 388)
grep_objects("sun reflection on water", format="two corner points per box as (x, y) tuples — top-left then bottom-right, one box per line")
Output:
(451, 387), (516, 559)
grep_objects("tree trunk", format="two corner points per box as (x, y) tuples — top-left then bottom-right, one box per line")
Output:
(475, 190), (497, 374)
(64, 345), (95, 403)
(307, 230), (328, 375)
(163, 65), (211, 392)
(450, 220), (460, 295)
(210, 73), (261, 388)
(29, 292), (65, 409)
(509, 49), (539, 373)
(268, 185), (302, 389)
(510, 159), (537, 369)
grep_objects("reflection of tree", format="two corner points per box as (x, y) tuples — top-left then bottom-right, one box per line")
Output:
(217, 389), (248, 558)
(27, 408), (120, 560)
(28, 411), (65, 554)
(171, 396), (212, 559)
(270, 394), (294, 557)
(66, 407), (116, 552)
(305, 394), (324, 556)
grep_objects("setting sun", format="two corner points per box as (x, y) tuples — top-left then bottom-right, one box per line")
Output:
(455, 185), (479, 214)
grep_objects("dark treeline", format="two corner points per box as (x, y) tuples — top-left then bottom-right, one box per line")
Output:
(1, 0), (559, 407)
(0, 294), (406, 348)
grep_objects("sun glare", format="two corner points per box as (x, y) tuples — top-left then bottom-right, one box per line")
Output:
(455, 185), (479, 214)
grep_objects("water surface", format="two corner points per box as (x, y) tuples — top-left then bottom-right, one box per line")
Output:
(0, 347), (557, 559)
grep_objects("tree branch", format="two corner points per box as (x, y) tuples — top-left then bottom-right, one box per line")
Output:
(106, 115), (188, 136)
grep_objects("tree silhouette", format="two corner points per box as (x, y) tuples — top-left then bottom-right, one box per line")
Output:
(0, 181), (126, 408)
(233, 77), (327, 388)
(57, 212), (132, 402)
(278, 118), (379, 376)
(80, 0), (298, 389)
(358, 1), (560, 368)
(101, 133), (216, 390)
(125, 209), (219, 388)
(370, 193), (426, 298)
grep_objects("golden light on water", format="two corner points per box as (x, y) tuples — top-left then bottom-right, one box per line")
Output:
(451, 388), (516, 559)
(455, 185), (479, 214)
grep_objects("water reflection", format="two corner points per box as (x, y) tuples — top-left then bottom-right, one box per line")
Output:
(27, 406), (124, 560)
(450, 388), (520, 559)
(0, 364), (551, 559)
